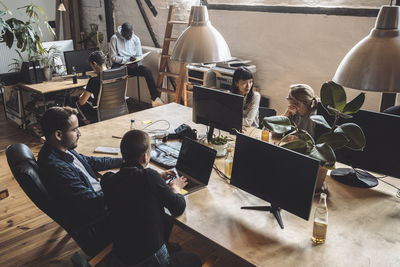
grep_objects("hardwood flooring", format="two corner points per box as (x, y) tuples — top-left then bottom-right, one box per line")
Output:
(0, 101), (250, 266)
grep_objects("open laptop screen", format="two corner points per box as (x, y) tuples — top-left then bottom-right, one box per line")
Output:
(176, 138), (217, 184)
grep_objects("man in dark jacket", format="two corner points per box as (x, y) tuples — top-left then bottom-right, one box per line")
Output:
(101, 130), (202, 267)
(37, 106), (122, 254)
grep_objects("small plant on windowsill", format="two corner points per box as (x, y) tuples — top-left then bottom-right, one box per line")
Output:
(262, 81), (366, 192)
(211, 134), (233, 157)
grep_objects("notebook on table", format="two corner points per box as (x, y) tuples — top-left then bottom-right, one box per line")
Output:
(167, 138), (217, 195)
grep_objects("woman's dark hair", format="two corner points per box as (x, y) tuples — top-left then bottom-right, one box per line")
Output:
(88, 50), (106, 66)
(231, 67), (254, 106)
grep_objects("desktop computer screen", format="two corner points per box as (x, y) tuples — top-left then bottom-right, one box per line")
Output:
(64, 48), (97, 77)
(42, 40), (74, 74)
(192, 85), (244, 141)
(316, 104), (400, 179)
(230, 133), (320, 227)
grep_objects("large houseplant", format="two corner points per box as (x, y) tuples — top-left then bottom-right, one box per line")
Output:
(262, 81), (366, 190)
(1, 3), (54, 59)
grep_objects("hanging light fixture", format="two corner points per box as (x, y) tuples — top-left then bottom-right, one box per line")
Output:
(332, 3), (400, 111)
(57, 0), (66, 12)
(170, 5), (231, 63)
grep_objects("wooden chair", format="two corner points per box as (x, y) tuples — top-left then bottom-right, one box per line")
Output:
(95, 67), (129, 122)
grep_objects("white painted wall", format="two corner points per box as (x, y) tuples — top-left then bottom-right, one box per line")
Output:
(2, 0), (56, 42)
(97, 0), (394, 112)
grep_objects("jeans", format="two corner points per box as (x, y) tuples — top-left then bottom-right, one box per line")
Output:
(108, 244), (202, 267)
(112, 63), (159, 101)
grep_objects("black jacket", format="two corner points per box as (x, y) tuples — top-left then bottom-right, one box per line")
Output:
(37, 142), (122, 228)
(101, 163), (186, 265)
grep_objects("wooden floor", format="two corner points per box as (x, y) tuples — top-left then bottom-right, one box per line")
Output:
(0, 100), (249, 267)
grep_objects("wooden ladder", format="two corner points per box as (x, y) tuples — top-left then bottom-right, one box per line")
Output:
(157, 6), (192, 103)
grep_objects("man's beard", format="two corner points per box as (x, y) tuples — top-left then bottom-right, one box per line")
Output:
(61, 137), (78, 150)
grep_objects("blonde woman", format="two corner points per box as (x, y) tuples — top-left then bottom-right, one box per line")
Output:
(284, 84), (319, 138)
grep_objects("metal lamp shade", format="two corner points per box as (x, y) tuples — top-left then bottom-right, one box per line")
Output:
(170, 6), (231, 63)
(333, 5), (400, 93)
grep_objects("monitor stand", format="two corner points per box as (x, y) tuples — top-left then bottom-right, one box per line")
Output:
(78, 71), (91, 79)
(207, 124), (215, 143)
(241, 204), (284, 229)
(331, 167), (378, 188)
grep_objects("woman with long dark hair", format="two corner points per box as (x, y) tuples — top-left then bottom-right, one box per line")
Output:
(231, 67), (260, 127)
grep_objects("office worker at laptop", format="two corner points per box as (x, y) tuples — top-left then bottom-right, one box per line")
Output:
(230, 66), (261, 128)
(110, 22), (164, 107)
(37, 107), (123, 251)
(101, 130), (202, 267)
(77, 51), (107, 124)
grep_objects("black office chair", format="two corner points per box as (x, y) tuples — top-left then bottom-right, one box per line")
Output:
(95, 66), (129, 121)
(6, 143), (110, 257)
(258, 107), (277, 129)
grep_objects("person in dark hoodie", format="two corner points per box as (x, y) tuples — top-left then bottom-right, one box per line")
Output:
(110, 22), (163, 107)
(101, 130), (202, 267)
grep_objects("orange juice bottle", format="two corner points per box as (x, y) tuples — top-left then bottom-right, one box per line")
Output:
(261, 127), (270, 142)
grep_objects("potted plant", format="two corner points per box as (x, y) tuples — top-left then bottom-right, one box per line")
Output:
(37, 45), (62, 81)
(1, 3), (54, 81)
(211, 134), (233, 157)
(262, 81), (366, 192)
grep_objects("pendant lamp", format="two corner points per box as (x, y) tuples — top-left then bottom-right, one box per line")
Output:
(170, 5), (231, 63)
(332, 4), (400, 111)
(58, 0), (66, 12)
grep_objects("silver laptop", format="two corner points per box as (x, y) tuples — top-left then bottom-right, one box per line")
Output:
(167, 138), (217, 195)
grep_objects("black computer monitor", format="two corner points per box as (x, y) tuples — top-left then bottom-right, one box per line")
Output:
(230, 133), (320, 229)
(316, 104), (400, 186)
(64, 48), (97, 78)
(192, 85), (244, 141)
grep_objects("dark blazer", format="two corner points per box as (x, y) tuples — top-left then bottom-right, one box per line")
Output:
(37, 142), (123, 228)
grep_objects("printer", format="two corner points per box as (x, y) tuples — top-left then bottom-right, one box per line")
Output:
(212, 58), (256, 90)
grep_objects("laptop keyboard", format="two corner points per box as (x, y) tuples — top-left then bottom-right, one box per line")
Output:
(184, 179), (199, 190)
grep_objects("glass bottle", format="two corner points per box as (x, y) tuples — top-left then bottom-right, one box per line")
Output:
(224, 147), (233, 178)
(312, 193), (328, 245)
(130, 119), (136, 130)
(261, 126), (269, 142)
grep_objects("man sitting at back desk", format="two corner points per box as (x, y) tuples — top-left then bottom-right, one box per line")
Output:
(37, 106), (122, 254)
(110, 22), (164, 107)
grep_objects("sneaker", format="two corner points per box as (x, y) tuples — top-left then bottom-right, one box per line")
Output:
(152, 97), (164, 107)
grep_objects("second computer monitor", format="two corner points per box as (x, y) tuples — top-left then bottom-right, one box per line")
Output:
(231, 133), (320, 222)
(192, 85), (244, 140)
(64, 48), (97, 77)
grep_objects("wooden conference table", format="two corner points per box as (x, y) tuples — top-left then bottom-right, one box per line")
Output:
(76, 103), (400, 266)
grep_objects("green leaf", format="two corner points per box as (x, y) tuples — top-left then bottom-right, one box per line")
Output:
(317, 132), (349, 150)
(263, 116), (293, 134)
(310, 115), (331, 129)
(309, 143), (336, 169)
(342, 93), (365, 114)
(334, 123), (366, 151)
(281, 140), (308, 154)
(326, 106), (353, 119)
(320, 81), (347, 113)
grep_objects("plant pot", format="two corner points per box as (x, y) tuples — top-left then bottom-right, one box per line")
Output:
(212, 143), (227, 157)
(43, 67), (52, 81)
(315, 166), (328, 195)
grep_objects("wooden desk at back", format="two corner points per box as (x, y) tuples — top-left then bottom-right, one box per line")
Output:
(75, 103), (400, 267)
(19, 75), (88, 94)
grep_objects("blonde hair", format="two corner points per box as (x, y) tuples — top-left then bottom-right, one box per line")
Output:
(287, 84), (318, 110)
